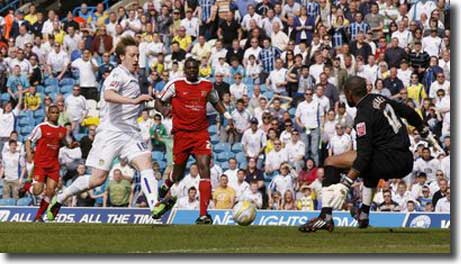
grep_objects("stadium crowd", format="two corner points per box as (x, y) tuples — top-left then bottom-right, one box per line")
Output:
(0, 0), (450, 213)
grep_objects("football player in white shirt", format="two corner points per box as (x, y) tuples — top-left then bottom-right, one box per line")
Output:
(174, 186), (199, 209)
(240, 181), (263, 209)
(49, 37), (159, 219)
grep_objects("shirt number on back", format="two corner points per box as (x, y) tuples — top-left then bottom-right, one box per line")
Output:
(383, 104), (402, 134)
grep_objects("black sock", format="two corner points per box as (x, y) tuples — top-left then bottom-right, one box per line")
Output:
(322, 166), (342, 187)
(320, 207), (332, 221)
(361, 204), (370, 214)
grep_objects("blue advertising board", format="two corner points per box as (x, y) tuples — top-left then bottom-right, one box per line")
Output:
(0, 207), (450, 228)
(170, 209), (408, 227)
(0, 206), (170, 224)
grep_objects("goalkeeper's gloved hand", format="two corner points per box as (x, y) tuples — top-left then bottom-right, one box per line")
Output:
(323, 175), (354, 210)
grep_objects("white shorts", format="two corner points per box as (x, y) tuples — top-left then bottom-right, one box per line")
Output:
(86, 129), (150, 171)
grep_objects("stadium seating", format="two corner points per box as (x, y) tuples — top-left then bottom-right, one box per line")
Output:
(33, 109), (46, 119)
(45, 85), (59, 94)
(1, 93), (10, 102)
(231, 143), (243, 153)
(0, 198), (17, 206)
(213, 142), (231, 154)
(60, 84), (74, 94)
(43, 78), (58, 87)
(208, 125), (218, 135)
(59, 78), (76, 87)
(235, 152), (247, 165)
(152, 151), (165, 162)
(17, 197), (33, 206)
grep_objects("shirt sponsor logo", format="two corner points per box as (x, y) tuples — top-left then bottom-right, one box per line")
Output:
(356, 122), (366, 137)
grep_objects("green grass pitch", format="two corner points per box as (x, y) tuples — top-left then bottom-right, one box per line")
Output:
(0, 222), (450, 253)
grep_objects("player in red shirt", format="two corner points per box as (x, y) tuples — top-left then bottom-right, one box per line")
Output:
(153, 57), (233, 224)
(23, 105), (68, 222)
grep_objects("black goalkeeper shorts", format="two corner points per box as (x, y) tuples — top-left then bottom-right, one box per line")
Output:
(361, 149), (413, 188)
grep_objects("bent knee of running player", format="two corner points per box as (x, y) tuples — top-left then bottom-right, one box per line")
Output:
(195, 155), (211, 178)
(322, 151), (357, 187)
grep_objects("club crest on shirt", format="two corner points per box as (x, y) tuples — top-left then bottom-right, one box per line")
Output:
(356, 122), (366, 137)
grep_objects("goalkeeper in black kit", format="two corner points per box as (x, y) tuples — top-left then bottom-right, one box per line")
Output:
(299, 76), (429, 233)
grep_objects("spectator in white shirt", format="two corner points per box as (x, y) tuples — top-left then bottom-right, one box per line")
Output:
(328, 124), (352, 156)
(73, 51), (99, 100)
(241, 118), (267, 160)
(229, 73), (248, 101)
(232, 169), (250, 201)
(65, 85), (88, 135)
(63, 25), (81, 55)
(137, 110), (154, 151)
(265, 139), (289, 175)
(392, 181), (416, 211)
(210, 158), (223, 191)
(268, 162), (295, 198)
(271, 22), (289, 52)
(284, 130), (306, 171)
(429, 72), (450, 98)
(242, 5), (262, 32)
(391, 21), (413, 49)
(1, 140), (26, 198)
(46, 43), (70, 80)
(309, 51), (325, 83)
(266, 58), (288, 94)
(435, 187), (450, 212)
(58, 137), (83, 182)
(295, 88), (323, 164)
(108, 158), (135, 182)
(180, 9), (200, 40)
(243, 38), (261, 66)
(41, 10), (57, 37)
(240, 181), (263, 208)
(178, 164), (201, 199)
(120, 9), (142, 37)
(0, 99), (21, 158)
(230, 99), (252, 143)
(174, 186), (199, 209)
(422, 28), (443, 57)
(413, 147), (441, 182)
(223, 158), (239, 188)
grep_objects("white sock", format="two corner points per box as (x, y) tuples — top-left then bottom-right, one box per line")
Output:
(362, 187), (375, 207)
(57, 175), (90, 203)
(321, 187), (332, 208)
(140, 169), (158, 211)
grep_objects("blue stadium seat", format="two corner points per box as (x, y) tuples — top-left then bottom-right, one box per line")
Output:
(17, 197), (33, 206)
(213, 142), (231, 153)
(152, 151), (164, 162)
(18, 117), (31, 127)
(239, 161), (247, 169)
(1, 93), (10, 102)
(216, 152), (229, 162)
(210, 134), (220, 145)
(157, 160), (167, 172)
(20, 125), (34, 136)
(288, 107), (296, 117)
(208, 125), (218, 135)
(45, 85), (58, 94)
(235, 152), (247, 165)
(220, 162), (229, 171)
(259, 84), (267, 93)
(0, 198), (17, 206)
(34, 117), (44, 125)
(263, 90), (274, 100)
(18, 110), (33, 119)
(36, 85), (45, 93)
(74, 133), (86, 141)
(33, 109), (45, 119)
(44, 78), (58, 87)
(231, 143), (243, 153)
(60, 84), (74, 94)
(59, 78), (75, 87)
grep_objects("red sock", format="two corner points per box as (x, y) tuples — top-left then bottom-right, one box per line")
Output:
(199, 179), (211, 216)
(34, 197), (49, 220)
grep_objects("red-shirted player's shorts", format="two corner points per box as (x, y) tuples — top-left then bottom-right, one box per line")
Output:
(33, 163), (60, 183)
(173, 129), (212, 164)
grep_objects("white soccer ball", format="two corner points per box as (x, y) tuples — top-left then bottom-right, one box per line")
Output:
(232, 200), (257, 226)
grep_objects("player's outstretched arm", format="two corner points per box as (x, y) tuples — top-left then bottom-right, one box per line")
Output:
(104, 89), (152, 105)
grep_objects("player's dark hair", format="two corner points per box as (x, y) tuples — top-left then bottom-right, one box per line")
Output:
(115, 36), (137, 61)
(344, 76), (367, 98)
(48, 104), (59, 112)
(185, 57), (199, 68)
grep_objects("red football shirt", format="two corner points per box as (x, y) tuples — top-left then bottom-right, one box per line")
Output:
(28, 122), (67, 166)
(160, 78), (219, 133)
